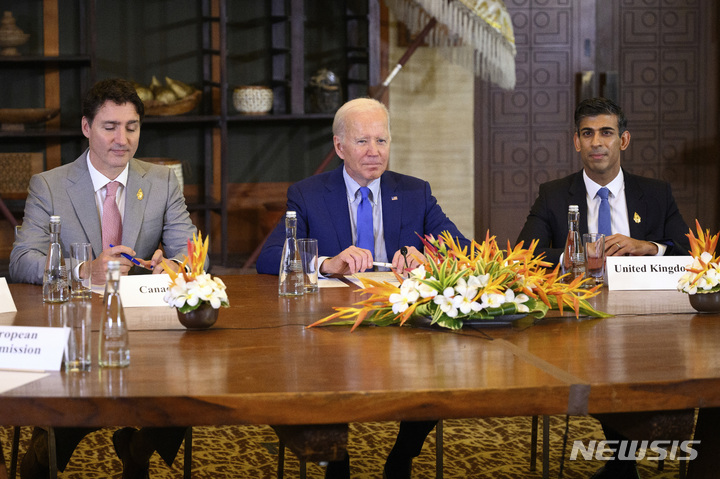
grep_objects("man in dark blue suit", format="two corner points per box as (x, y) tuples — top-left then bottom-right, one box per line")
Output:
(257, 98), (469, 478)
(256, 98), (468, 277)
(517, 97), (690, 270)
(518, 97), (692, 479)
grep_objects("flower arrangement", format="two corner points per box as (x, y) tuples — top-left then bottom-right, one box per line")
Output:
(308, 231), (611, 331)
(677, 220), (720, 295)
(162, 232), (229, 312)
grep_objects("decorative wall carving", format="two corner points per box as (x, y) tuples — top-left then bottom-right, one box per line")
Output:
(475, 0), (718, 245)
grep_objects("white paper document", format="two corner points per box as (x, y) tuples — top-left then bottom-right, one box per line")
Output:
(0, 277), (17, 313)
(351, 272), (401, 287)
(318, 277), (349, 288)
(0, 370), (50, 394)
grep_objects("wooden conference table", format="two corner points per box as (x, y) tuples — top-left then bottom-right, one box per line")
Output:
(2, 274), (720, 460)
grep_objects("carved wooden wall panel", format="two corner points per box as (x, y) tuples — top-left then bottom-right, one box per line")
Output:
(475, 0), (580, 244)
(475, 0), (718, 245)
(611, 1), (712, 225)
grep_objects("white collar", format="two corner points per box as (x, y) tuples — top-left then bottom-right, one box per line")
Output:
(583, 169), (624, 199)
(342, 166), (381, 202)
(86, 150), (129, 193)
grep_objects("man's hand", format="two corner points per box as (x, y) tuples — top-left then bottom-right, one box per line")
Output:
(320, 246), (373, 275)
(91, 245), (135, 284)
(146, 249), (181, 275)
(391, 246), (423, 274)
(605, 234), (659, 257)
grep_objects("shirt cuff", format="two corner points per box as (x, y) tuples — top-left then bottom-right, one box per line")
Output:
(652, 242), (667, 256)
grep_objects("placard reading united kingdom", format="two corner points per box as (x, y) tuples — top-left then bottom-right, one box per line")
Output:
(607, 256), (692, 290)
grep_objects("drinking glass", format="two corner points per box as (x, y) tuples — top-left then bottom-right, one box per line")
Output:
(297, 238), (319, 293)
(70, 242), (93, 298)
(583, 233), (606, 285)
(63, 301), (92, 371)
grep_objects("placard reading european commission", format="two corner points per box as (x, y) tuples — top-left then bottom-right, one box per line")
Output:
(607, 256), (692, 290)
(0, 326), (68, 371)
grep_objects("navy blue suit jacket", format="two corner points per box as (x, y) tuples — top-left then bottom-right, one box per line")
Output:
(516, 169), (691, 266)
(256, 165), (469, 274)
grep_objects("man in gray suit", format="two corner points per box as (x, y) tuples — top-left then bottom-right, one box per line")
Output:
(12, 79), (194, 479)
(10, 79), (196, 285)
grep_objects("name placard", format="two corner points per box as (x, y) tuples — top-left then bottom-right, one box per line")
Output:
(118, 274), (171, 307)
(0, 278), (17, 313)
(0, 326), (69, 371)
(607, 256), (692, 291)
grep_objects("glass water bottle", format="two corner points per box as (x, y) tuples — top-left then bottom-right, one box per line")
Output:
(99, 261), (130, 367)
(43, 215), (70, 302)
(563, 205), (585, 281)
(278, 211), (305, 296)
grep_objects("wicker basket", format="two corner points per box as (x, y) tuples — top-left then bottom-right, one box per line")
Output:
(233, 86), (273, 115)
(144, 90), (202, 116)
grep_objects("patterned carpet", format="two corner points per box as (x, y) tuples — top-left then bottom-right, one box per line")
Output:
(1, 416), (688, 478)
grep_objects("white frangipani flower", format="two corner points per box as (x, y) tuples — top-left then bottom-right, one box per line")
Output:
(389, 286), (420, 314)
(433, 287), (458, 317)
(504, 289), (530, 313)
(417, 280), (439, 298)
(452, 277), (482, 314)
(479, 292), (506, 310)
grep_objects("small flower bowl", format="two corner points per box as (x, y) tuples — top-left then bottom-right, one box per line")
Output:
(177, 302), (219, 330)
(689, 291), (720, 313)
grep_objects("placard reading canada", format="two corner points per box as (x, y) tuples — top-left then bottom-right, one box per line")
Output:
(0, 326), (69, 371)
(118, 274), (171, 307)
(607, 256), (692, 291)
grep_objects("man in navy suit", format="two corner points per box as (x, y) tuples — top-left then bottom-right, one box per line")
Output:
(517, 97), (691, 479)
(256, 98), (468, 276)
(257, 98), (469, 479)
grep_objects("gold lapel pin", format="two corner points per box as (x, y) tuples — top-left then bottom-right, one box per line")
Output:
(391, 196), (398, 201)
(137, 188), (144, 200)
(634, 212), (641, 223)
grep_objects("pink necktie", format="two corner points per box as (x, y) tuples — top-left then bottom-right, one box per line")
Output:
(102, 181), (122, 251)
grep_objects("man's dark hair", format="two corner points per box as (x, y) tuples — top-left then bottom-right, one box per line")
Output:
(574, 97), (627, 134)
(82, 78), (144, 124)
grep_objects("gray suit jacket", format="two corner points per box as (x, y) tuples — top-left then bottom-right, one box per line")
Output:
(10, 150), (198, 284)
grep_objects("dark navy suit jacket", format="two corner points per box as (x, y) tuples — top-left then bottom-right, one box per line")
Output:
(516, 169), (691, 266)
(256, 164), (469, 274)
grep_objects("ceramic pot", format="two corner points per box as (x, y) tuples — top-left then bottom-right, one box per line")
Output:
(688, 292), (720, 313)
(233, 86), (273, 115)
(0, 11), (30, 56)
(177, 303), (219, 329)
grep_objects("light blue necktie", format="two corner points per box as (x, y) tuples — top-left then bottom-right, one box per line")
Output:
(356, 186), (374, 257)
(597, 187), (612, 236)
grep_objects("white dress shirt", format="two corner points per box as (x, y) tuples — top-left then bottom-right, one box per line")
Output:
(583, 169), (665, 256)
(342, 167), (388, 263)
(86, 152), (129, 224)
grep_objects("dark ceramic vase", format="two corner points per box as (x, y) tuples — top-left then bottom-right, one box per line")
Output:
(689, 292), (720, 313)
(177, 303), (219, 329)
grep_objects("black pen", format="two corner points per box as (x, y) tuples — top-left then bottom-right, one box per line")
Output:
(108, 244), (153, 270)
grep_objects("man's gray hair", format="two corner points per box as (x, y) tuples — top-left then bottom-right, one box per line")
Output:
(332, 98), (391, 141)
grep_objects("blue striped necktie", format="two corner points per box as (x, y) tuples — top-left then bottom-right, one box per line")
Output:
(356, 186), (374, 256)
(597, 187), (612, 236)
